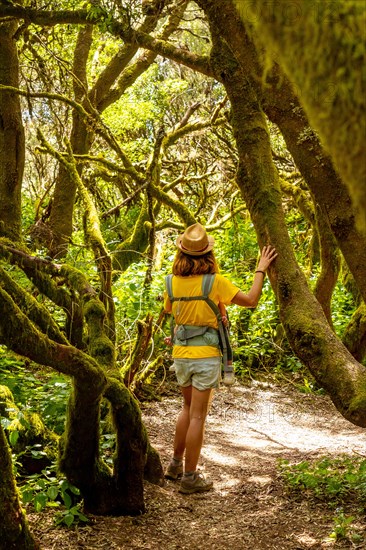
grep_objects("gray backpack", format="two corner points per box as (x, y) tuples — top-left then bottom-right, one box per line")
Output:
(165, 274), (233, 373)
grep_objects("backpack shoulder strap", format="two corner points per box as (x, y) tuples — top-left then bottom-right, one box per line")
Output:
(165, 274), (176, 342)
(201, 274), (231, 371)
(166, 274), (216, 303)
(201, 273), (216, 298)
(165, 274), (174, 301)
(202, 274), (221, 318)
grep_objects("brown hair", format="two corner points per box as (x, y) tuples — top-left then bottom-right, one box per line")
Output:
(172, 250), (219, 276)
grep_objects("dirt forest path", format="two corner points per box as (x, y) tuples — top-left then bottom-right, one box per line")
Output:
(29, 382), (366, 550)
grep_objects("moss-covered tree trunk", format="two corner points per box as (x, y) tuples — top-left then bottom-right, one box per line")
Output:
(313, 205), (340, 328)
(48, 3), (185, 258)
(342, 303), (366, 362)
(57, 294), (163, 515)
(262, 74), (366, 303)
(204, 23), (366, 426)
(198, 0), (366, 304)
(0, 254), (163, 516)
(0, 19), (24, 241)
(48, 25), (93, 257)
(0, 424), (39, 549)
(234, 0), (366, 233)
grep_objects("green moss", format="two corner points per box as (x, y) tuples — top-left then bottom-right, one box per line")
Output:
(88, 336), (115, 369)
(0, 385), (16, 417)
(120, 315), (153, 384)
(7, 410), (57, 453)
(348, 392), (366, 414)
(0, 237), (18, 254)
(83, 299), (116, 369)
(113, 199), (150, 271)
(235, 0), (366, 231)
(342, 303), (366, 361)
(0, 425), (39, 549)
(279, 177), (315, 224)
(0, 266), (68, 345)
(347, 381), (366, 427)
(0, 285), (106, 388)
(60, 265), (94, 296)
(84, 298), (106, 321)
(151, 184), (196, 226)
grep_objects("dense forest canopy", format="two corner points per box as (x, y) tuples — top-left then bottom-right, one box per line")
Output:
(0, 0), (365, 547)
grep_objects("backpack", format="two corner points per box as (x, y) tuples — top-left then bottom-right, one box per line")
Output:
(165, 274), (233, 373)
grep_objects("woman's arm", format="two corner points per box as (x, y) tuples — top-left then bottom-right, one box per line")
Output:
(231, 245), (277, 308)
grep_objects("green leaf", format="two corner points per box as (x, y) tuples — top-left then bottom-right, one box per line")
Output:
(69, 506), (89, 523)
(21, 488), (34, 503)
(35, 479), (46, 490)
(47, 486), (59, 500)
(77, 512), (89, 523)
(34, 492), (48, 512)
(59, 479), (69, 491)
(62, 491), (72, 509)
(46, 501), (60, 508)
(63, 513), (75, 527)
(68, 485), (80, 496)
(9, 430), (19, 446)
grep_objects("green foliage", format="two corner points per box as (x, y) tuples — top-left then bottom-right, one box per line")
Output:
(328, 510), (359, 542)
(20, 463), (88, 527)
(99, 432), (116, 466)
(0, 354), (86, 527)
(278, 456), (366, 504)
(55, 505), (89, 528)
(214, 214), (258, 277)
(0, 351), (69, 435)
(113, 260), (168, 365)
(1, 414), (31, 448)
(331, 279), (358, 337)
(279, 455), (365, 542)
(103, 63), (184, 161)
(231, 286), (281, 378)
(86, 2), (114, 33)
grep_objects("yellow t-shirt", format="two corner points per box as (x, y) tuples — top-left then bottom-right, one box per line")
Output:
(164, 274), (240, 359)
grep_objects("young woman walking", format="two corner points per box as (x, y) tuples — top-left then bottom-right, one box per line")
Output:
(164, 223), (277, 494)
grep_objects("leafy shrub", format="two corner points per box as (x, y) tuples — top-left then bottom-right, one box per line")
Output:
(278, 456), (366, 504)
(328, 510), (359, 542)
(20, 463), (88, 527)
(0, 348), (69, 435)
(278, 456), (365, 542)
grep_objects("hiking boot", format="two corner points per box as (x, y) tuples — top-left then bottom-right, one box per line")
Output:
(178, 472), (213, 494)
(165, 459), (183, 480)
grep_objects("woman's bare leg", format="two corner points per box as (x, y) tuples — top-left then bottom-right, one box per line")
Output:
(172, 385), (192, 459)
(184, 387), (213, 472)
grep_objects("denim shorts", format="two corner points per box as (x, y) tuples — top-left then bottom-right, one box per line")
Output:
(174, 357), (221, 391)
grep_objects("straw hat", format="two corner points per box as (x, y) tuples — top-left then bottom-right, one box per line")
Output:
(176, 223), (215, 256)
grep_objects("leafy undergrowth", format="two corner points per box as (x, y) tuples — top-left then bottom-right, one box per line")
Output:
(278, 455), (366, 544)
(26, 383), (366, 549)
(2, 346), (366, 545)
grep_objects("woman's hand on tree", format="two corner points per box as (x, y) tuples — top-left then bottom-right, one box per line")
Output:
(257, 245), (277, 272)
